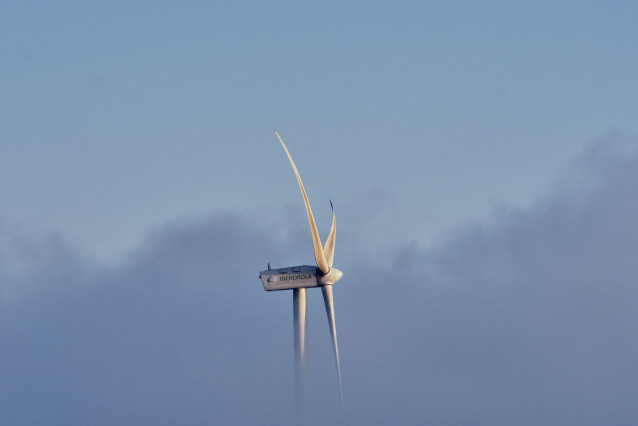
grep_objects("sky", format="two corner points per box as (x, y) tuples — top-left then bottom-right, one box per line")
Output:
(1, 1), (637, 425)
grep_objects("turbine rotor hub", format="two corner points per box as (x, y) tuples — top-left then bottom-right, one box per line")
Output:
(319, 267), (343, 285)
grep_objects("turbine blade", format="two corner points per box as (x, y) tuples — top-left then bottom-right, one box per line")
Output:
(275, 130), (330, 274)
(323, 201), (336, 268)
(321, 285), (344, 423)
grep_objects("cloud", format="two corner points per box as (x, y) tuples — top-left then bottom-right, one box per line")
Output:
(1, 143), (638, 425)
(1, 213), (298, 426)
(339, 141), (638, 425)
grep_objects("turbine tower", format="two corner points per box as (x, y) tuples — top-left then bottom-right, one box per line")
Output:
(259, 130), (344, 424)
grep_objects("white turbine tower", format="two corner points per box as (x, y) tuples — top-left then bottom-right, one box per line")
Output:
(259, 130), (344, 424)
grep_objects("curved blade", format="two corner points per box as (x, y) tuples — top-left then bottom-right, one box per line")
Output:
(275, 130), (330, 275)
(323, 201), (336, 268)
(321, 285), (344, 422)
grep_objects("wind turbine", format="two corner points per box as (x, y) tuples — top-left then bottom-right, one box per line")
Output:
(259, 130), (344, 424)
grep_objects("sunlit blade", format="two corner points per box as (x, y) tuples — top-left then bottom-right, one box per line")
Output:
(275, 130), (330, 274)
(323, 201), (336, 268)
(321, 285), (344, 422)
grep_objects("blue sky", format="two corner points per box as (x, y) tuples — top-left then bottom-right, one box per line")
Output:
(1, 1), (638, 425)
(2, 0), (636, 262)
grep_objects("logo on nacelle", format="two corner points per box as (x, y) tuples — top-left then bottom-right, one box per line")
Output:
(279, 274), (312, 282)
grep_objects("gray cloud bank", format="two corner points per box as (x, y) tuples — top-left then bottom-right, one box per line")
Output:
(2, 143), (638, 425)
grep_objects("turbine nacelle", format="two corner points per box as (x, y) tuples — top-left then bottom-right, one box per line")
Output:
(258, 266), (343, 290)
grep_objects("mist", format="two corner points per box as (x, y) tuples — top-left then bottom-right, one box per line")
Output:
(2, 143), (638, 425)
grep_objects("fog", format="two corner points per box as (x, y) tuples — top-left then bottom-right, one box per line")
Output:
(2, 144), (637, 425)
